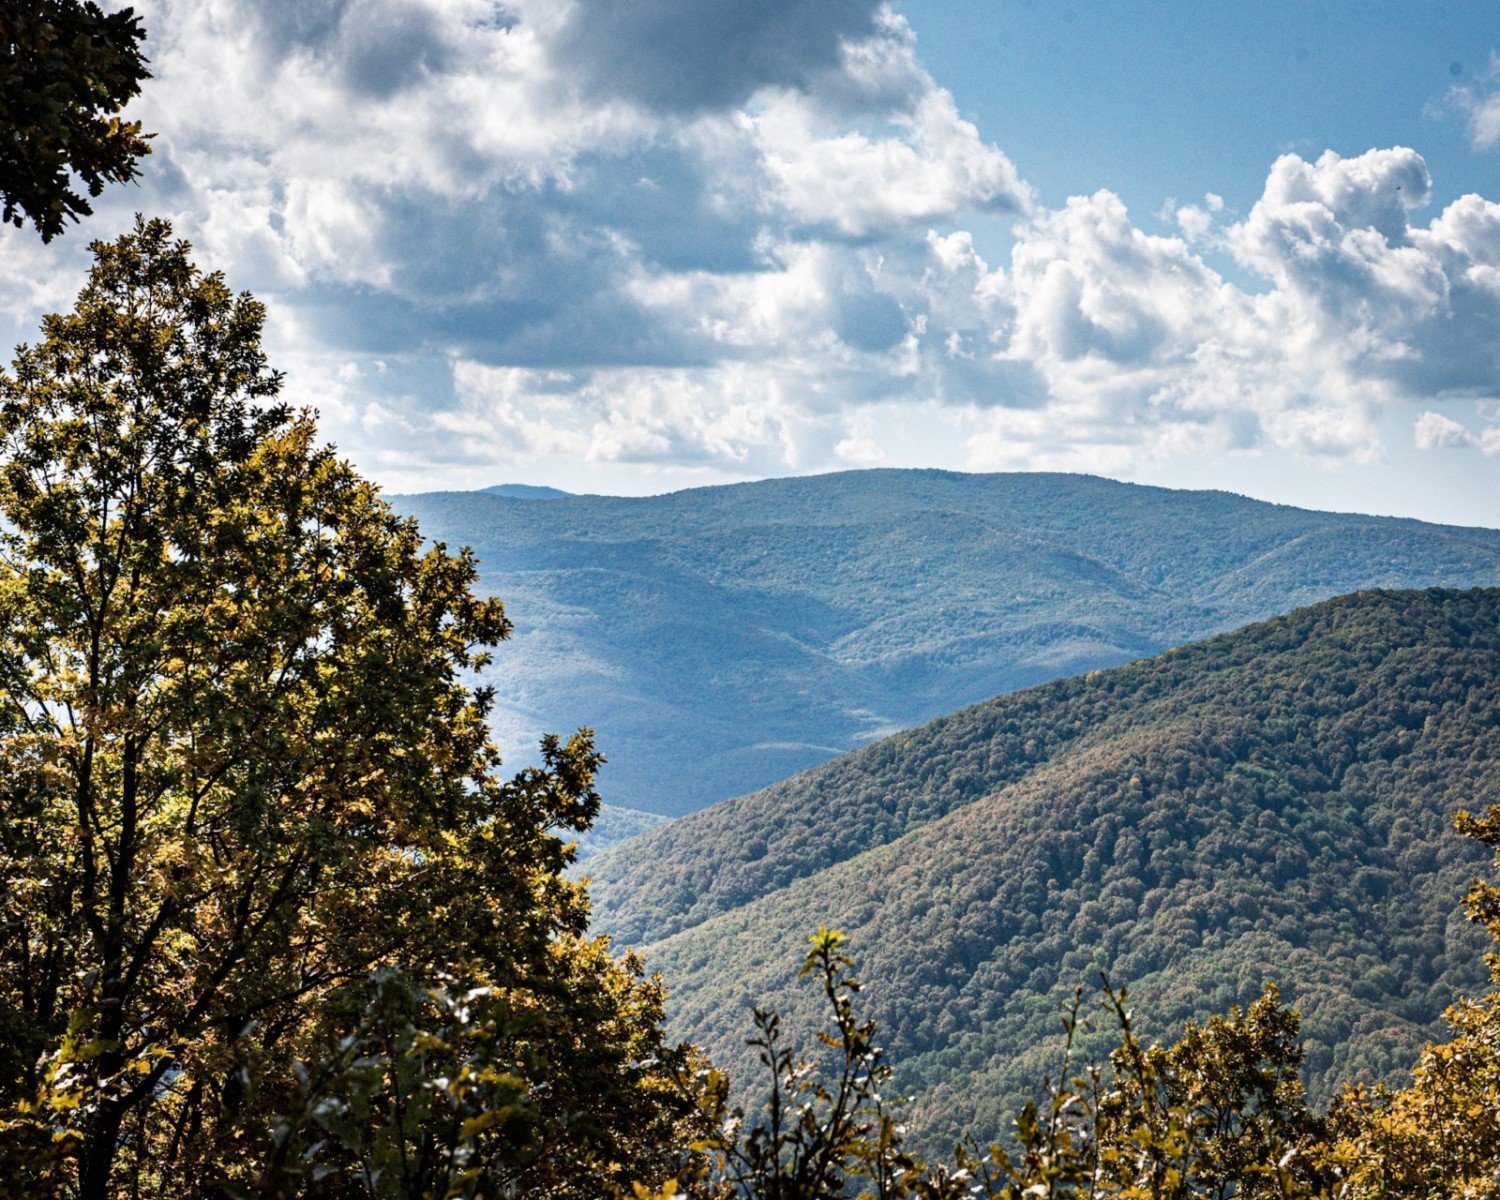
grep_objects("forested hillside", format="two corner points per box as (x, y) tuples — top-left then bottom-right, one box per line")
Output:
(588, 589), (1500, 1150)
(393, 472), (1500, 816)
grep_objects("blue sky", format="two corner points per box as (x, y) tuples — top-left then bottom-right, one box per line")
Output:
(1, 0), (1498, 525)
(904, 0), (1500, 522)
(911, 1), (1500, 221)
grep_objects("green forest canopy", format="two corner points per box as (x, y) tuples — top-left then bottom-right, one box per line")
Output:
(0, 219), (689, 1199)
(590, 588), (1500, 1152)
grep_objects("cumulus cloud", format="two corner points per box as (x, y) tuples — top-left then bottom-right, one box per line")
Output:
(1414, 410), (1476, 450)
(1161, 192), (1225, 243)
(2, 3), (1499, 488)
(749, 80), (1030, 238)
(446, 359), (878, 474)
(86, 0), (1024, 365)
(1231, 149), (1500, 395)
(953, 147), (1500, 466)
(988, 186), (1378, 461)
(1415, 410), (1500, 455)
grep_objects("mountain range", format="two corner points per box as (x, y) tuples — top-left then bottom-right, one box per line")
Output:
(391, 471), (1500, 818)
(586, 589), (1500, 1149)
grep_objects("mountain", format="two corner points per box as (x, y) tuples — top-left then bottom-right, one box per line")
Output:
(481, 483), (572, 500)
(391, 470), (1500, 816)
(573, 803), (671, 858)
(586, 589), (1500, 1149)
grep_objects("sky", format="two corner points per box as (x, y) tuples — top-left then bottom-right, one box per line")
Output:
(3, 0), (1500, 526)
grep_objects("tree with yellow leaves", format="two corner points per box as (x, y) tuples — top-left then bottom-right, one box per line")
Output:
(1324, 803), (1500, 1198)
(0, 217), (689, 1198)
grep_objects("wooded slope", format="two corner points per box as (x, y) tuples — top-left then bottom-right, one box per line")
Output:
(590, 589), (1500, 1149)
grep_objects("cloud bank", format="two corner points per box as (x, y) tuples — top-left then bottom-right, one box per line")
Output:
(3, 0), (1500, 486)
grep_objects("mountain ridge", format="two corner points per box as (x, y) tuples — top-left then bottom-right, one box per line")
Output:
(481, 483), (573, 500)
(391, 471), (1500, 816)
(587, 588), (1500, 1148)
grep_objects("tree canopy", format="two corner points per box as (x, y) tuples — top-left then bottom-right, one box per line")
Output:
(653, 801), (1500, 1199)
(0, 218), (689, 1198)
(594, 588), (1500, 1152)
(0, 1), (151, 241)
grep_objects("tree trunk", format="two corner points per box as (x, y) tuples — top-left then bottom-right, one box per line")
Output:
(78, 1102), (123, 1200)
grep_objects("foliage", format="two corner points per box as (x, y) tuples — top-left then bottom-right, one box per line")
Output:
(649, 775), (1500, 1200)
(396, 469), (1500, 815)
(595, 589), (1500, 1151)
(1088, 983), (1332, 1198)
(657, 931), (1346, 1200)
(656, 897), (1500, 1198)
(1320, 802), (1500, 1198)
(0, 1), (151, 241)
(0, 218), (689, 1198)
(235, 969), (540, 1198)
(680, 928), (922, 1200)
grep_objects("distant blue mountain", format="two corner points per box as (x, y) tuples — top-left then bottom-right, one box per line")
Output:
(391, 469), (1500, 817)
(482, 483), (572, 500)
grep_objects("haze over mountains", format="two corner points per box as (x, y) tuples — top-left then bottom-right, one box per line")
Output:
(393, 470), (1500, 817)
(588, 589), (1500, 1150)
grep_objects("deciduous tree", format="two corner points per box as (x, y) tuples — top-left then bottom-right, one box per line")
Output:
(0, 1), (151, 241)
(0, 217), (687, 1198)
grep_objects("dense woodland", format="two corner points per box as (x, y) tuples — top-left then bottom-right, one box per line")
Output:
(0, 219), (699, 1198)
(591, 589), (1500, 1149)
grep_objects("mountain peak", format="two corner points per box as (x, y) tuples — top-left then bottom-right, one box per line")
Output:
(482, 483), (572, 500)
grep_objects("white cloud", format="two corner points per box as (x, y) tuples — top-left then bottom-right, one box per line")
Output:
(833, 426), (887, 466)
(1173, 204), (1215, 243)
(1008, 191), (1228, 369)
(1475, 100), (1500, 151)
(991, 190), (1378, 463)
(1410, 408), (1500, 459)
(2, 4), (1499, 491)
(447, 359), (878, 473)
(1413, 410), (1500, 456)
(934, 147), (1500, 467)
(1230, 149), (1450, 355)
(1162, 193), (1226, 243)
(1414, 410), (1476, 450)
(750, 85), (1029, 237)
(1234, 149), (1500, 395)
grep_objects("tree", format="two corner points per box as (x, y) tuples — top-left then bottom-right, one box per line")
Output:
(667, 936), (1335, 1200)
(0, 1), (151, 241)
(1089, 983), (1332, 1199)
(0, 217), (689, 1198)
(1323, 804), (1500, 1198)
(679, 928), (924, 1200)
(678, 788), (1500, 1200)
